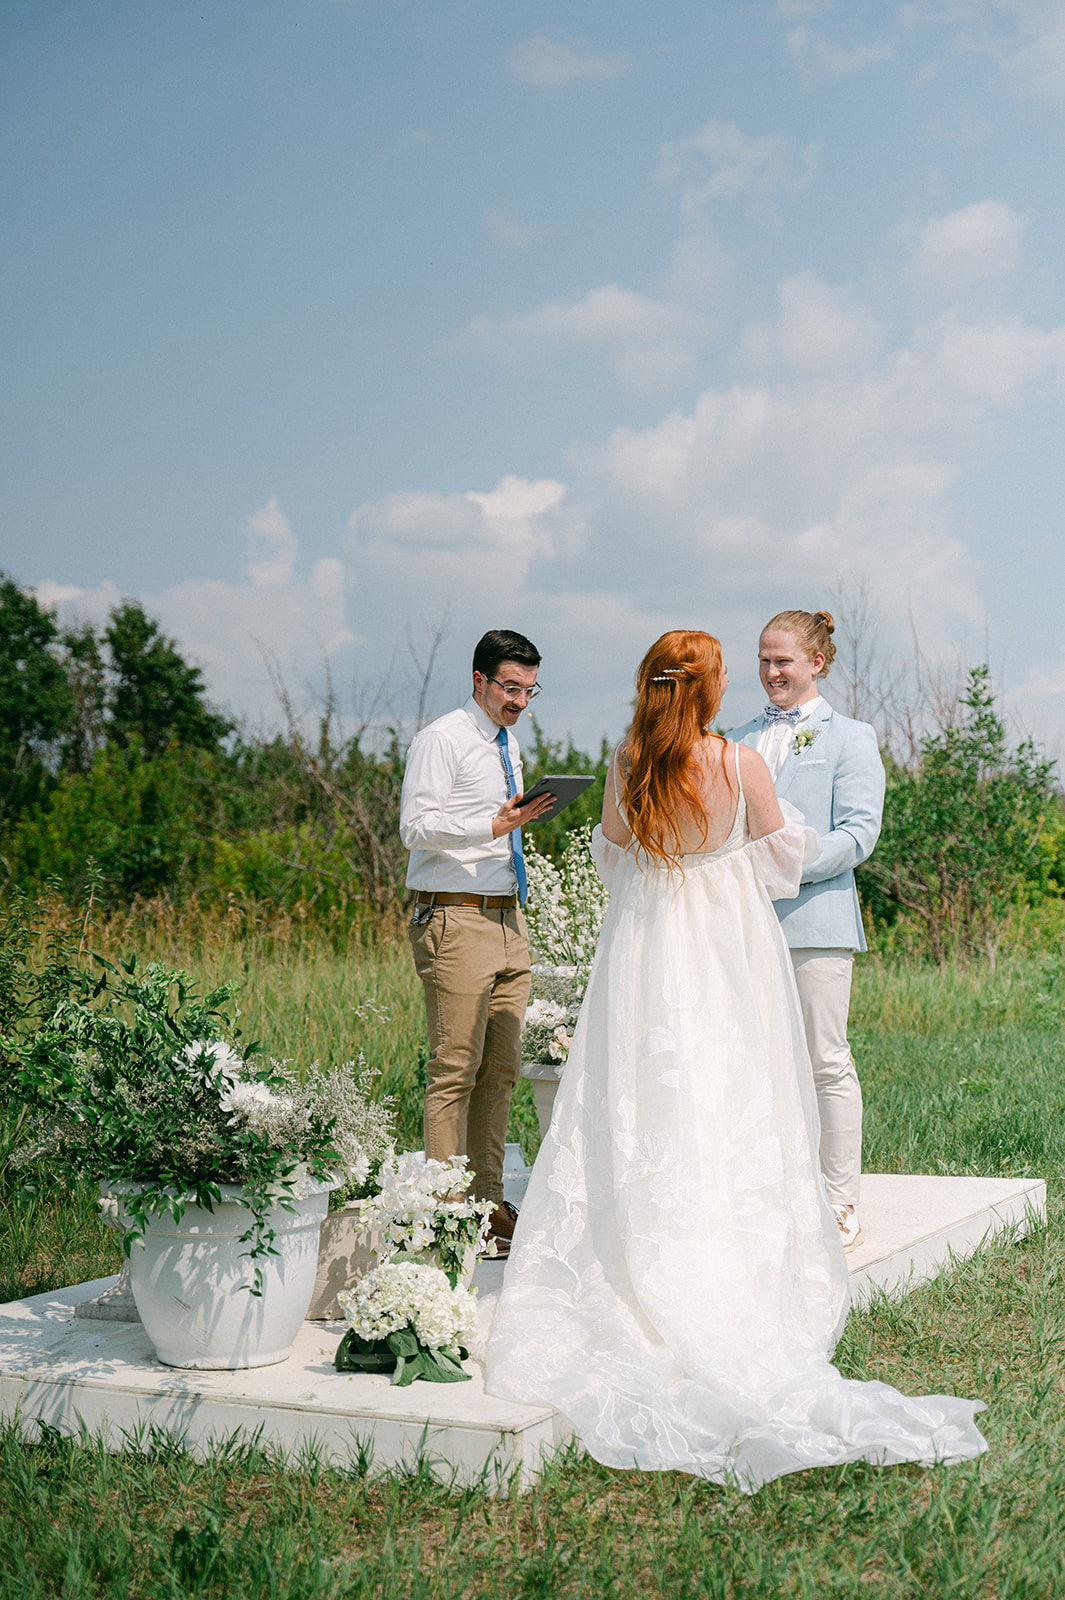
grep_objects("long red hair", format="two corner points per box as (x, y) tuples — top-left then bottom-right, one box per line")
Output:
(621, 630), (730, 868)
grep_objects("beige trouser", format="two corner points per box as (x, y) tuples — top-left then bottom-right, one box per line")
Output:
(790, 947), (863, 1212)
(408, 904), (531, 1205)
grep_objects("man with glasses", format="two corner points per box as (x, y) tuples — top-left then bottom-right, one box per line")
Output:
(400, 629), (553, 1256)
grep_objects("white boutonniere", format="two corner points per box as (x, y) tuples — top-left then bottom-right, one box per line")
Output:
(793, 727), (820, 754)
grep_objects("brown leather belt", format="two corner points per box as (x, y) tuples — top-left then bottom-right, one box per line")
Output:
(415, 892), (519, 910)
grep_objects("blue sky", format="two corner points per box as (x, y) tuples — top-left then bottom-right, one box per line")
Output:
(4, 0), (1065, 753)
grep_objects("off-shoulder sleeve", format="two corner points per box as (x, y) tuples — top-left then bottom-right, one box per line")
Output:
(748, 800), (820, 902)
(590, 824), (626, 892)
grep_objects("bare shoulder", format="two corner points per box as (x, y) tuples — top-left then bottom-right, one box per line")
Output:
(735, 742), (773, 786)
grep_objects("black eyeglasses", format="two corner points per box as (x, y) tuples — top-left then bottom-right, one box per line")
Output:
(485, 675), (542, 702)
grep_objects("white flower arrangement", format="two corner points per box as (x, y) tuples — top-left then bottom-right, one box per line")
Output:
(8, 961), (396, 1294)
(334, 1260), (478, 1386)
(520, 824), (606, 1070)
(522, 967), (584, 1067)
(523, 823), (609, 973)
(356, 1149), (494, 1282)
(338, 1260), (477, 1350)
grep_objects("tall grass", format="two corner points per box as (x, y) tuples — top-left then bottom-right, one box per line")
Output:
(4, 906), (1065, 1595)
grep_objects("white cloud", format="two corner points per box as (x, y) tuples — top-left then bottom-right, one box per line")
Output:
(1005, 3), (1065, 98)
(36, 502), (355, 732)
(739, 272), (885, 374)
(895, 1), (1065, 100)
(341, 280), (1065, 744)
(245, 496), (298, 587)
(1006, 648), (1065, 760)
(32, 207), (1065, 751)
(455, 120), (782, 396)
(912, 309), (1065, 404)
(35, 280), (1065, 749)
(656, 120), (820, 218)
(785, 24), (892, 85)
(506, 32), (632, 89)
(37, 578), (121, 612)
(906, 200), (1027, 302)
(454, 284), (715, 396)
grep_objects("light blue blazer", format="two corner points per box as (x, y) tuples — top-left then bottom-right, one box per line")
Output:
(727, 701), (885, 952)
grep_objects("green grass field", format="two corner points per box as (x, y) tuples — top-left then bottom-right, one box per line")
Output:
(2, 913), (1065, 1597)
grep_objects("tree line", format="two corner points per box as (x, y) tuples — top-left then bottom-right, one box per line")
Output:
(1, 573), (1061, 958)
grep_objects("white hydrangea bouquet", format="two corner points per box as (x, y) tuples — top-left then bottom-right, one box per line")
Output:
(334, 1260), (478, 1385)
(521, 824), (610, 1069)
(355, 1149), (495, 1287)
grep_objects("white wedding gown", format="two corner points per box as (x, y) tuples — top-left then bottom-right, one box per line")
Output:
(485, 755), (987, 1490)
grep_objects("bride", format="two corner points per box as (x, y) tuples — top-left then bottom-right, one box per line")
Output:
(484, 629), (986, 1490)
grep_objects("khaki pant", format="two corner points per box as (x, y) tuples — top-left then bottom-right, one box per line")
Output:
(790, 947), (863, 1211)
(408, 904), (531, 1205)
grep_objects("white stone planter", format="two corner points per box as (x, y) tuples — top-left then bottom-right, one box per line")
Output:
(520, 1060), (565, 1139)
(117, 1178), (335, 1369)
(306, 1204), (378, 1320)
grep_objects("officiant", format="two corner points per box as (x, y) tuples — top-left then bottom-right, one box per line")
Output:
(729, 610), (885, 1253)
(399, 629), (553, 1258)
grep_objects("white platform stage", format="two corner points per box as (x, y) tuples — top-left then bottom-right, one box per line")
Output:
(0, 1172), (1046, 1490)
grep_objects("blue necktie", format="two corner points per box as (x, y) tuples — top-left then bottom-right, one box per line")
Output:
(496, 727), (527, 906)
(763, 704), (803, 724)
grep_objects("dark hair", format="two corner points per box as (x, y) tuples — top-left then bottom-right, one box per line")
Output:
(472, 630), (541, 679)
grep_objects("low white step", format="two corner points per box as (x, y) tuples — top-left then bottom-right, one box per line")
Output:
(846, 1172), (1045, 1305)
(0, 1172), (1043, 1488)
(0, 1285), (566, 1491)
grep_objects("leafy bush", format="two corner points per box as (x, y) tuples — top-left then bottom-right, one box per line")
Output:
(860, 667), (1058, 961)
(2, 742), (222, 901)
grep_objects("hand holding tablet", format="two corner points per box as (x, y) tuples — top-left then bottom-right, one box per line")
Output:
(514, 773), (597, 823)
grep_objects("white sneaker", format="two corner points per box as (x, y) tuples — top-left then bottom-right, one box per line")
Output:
(834, 1207), (863, 1252)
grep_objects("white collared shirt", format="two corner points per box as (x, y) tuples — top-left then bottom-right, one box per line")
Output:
(400, 696), (523, 894)
(757, 695), (822, 781)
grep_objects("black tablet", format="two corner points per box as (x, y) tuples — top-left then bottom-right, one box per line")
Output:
(515, 773), (597, 823)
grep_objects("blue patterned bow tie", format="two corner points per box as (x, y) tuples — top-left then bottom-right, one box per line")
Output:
(763, 704), (803, 725)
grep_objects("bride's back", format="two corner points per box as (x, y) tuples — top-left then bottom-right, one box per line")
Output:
(607, 735), (741, 856)
(676, 737), (741, 853)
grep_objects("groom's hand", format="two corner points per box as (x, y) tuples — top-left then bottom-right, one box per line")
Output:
(492, 791), (555, 837)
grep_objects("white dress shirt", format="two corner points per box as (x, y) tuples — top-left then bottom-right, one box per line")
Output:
(757, 696), (823, 782)
(400, 697), (523, 894)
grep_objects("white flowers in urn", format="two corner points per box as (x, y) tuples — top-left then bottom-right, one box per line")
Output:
(522, 982), (581, 1065)
(523, 823), (609, 974)
(521, 824), (608, 1074)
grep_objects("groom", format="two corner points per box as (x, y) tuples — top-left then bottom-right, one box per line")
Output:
(729, 610), (885, 1252)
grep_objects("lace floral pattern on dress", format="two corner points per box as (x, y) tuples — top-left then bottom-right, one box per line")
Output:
(485, 792), (987, 1491)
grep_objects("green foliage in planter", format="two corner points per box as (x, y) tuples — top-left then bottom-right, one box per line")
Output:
(2, 955), (388, 1291)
